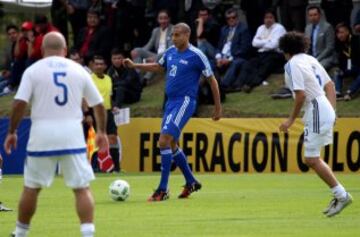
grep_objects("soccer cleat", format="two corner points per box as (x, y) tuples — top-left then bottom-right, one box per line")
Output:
(324, 193), (353, 217)
(0, 202), (12, 212)
(178, 182), (202, 199)
(147, 189), (169, 202)
(323, 198), (337, 214)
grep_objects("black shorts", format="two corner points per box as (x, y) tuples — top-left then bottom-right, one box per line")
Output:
(106, 110), (117, 135)
(84, 109), (117, 137)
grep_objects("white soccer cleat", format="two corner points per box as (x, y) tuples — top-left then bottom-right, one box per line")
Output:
(323, 198), (337, 214)
(324, 193), (353, 217)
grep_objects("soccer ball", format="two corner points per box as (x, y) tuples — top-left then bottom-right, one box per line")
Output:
(109, 179), (130, 201)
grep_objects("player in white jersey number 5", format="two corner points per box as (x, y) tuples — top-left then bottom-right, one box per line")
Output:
(3, 32), (108, 237)
(278, 32), (352, 217)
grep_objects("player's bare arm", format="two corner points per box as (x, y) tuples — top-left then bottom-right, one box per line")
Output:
(207, 75), (222, 121)
(82, 99), (94, 126)
(4, 99), (28, 154)
(280, 90), (305, 132)
(92, 103), (109, 151)
(324, 81), (336, 110)
(123, 58), (164, 73)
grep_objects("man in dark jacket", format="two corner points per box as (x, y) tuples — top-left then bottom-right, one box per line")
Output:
(76, 9), (112, 64)
(108, 49), (142, 108)
(334, 23), (360, 101)
(216, 8), (251, 91)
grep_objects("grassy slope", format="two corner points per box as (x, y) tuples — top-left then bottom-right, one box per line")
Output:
(0, 173), (359, 237)
(1, 74), (358, 117)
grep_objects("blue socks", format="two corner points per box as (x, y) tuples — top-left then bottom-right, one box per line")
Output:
(173, 148), (196, 185)
(158, 148), (173, 191)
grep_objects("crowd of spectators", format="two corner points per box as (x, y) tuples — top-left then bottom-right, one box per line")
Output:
(1, 0), (360, 104)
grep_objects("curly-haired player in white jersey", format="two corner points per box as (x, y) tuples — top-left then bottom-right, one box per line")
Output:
(4, 32), (108, 237)
(278, 32), (352, 217)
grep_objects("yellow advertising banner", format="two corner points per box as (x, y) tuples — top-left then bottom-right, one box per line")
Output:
(118, 118), (360, 173)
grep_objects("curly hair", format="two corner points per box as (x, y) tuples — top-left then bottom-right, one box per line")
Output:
(279, 31), (310, 55)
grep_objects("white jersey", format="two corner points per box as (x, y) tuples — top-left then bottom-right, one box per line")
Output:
(284, 53), (335, 129)
(284, 53), (331, 103)
(15, 56), (103, 156)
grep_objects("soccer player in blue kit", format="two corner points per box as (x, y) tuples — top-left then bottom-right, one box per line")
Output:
(124, 23), (222, 201)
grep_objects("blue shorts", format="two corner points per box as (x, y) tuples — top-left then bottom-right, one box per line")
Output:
(161, 96), (196, 140)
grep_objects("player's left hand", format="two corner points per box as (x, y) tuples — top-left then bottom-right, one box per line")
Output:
(212, 106), (222, 121)
(4, 133), (18, 155)
(279, 118), (294, 132)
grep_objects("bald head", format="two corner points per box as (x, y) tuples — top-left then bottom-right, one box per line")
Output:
(42, 32), (67, 56)
(174, 23), (191, 35)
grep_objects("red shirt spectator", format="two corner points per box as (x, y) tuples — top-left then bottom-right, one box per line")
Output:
(28, 15), (58, 61)
(14, 22), (32, 61)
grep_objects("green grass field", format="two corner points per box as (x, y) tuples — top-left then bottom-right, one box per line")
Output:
(0, 173), (359, 237)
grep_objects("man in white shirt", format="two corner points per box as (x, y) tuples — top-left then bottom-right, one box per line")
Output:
(3, 32), (108, 237)
(278, 32), (352, 218)
(234, 10), (286, 92)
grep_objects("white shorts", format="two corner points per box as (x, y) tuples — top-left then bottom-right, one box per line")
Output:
(303, 124), (333, 157)
(24, 153), (95, 189)
(303, 96), (335, 158)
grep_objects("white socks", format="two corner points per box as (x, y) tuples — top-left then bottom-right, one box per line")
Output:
(81, 223), (95, 237)
(15, 221), (29, 237)
(14, 221), (94, 237)
(331, 184), (347, 200)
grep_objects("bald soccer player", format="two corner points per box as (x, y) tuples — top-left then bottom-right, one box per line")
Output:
(4, 32), (108, 237)
(124, 23), (222, 201)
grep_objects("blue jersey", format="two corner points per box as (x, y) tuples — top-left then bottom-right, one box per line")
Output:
(158, 45), (213, 99)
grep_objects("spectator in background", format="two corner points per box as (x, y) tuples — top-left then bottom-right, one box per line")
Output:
(131, 10), (173, 85)
(273, 0), (308, 32)
(196, 7), (220, 68)
(27, 15), (58, 67)
(235, 10), (286, 93)
(69, 48), (92, 73)
(76, 9), (112, 65)
(86, 55), (121, 172)
(334, 23), (360, 101)
(66, 0), (90, 46)
(321, 0), (353, 28)
(305, 5), (337, 71)
(51, 0), (69, 42)
(1, 23), (29, 94)
(216, 8), (251, 91)
(0, 24), (19, 94)
(240, 0), (273, 36)
(108, 49), (142, 108)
